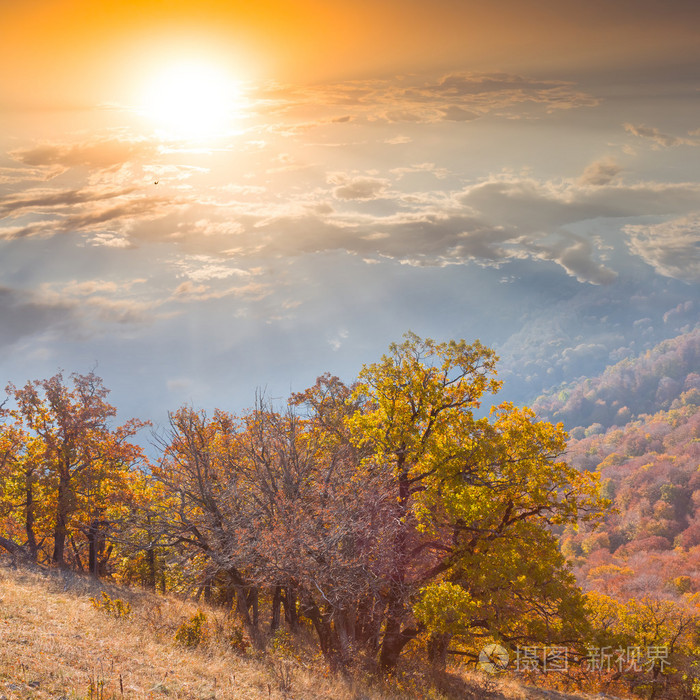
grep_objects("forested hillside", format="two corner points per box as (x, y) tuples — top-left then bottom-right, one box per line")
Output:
(532, 327), (700, 433)
(531, 327), (700, 596)
(529, 328), (700, 697)
(562, 398), (700, 595)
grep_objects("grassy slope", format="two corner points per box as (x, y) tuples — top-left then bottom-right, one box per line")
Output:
(0, 559), (614, 700)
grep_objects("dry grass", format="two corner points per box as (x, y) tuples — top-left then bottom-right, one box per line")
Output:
(0, 559), (610, 700)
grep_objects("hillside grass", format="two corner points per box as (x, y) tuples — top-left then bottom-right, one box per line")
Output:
(0, 558), (613, 700)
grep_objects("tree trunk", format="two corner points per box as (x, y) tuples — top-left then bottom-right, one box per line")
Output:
(0, 535), (26, 560)
(282, 586), (298, 630)
(379, 619), (420, 670)
(271, 585), (282, 632)
(427, 632), (451, 670)
(379, 459), (412, 670)
(69, 534), (85, 571)
(146, 548), (157, 591)
(24, 472), (39, 561)
(52, 475), (71, 567)
(300, 594), (343, 673)
(232, 582), (263, 649)
(88, 520), (99, 576)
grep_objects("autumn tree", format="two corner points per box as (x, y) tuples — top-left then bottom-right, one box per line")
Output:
(243, 391), (398, 669)
(142, 334), (605, 674)
(586, 591), (700, 698)
(0, 419), (47, 561)
(149, 407), (265, 636)
(150, 398), (396, 666)
(344, 333), (603, 669)
(0, 371), (147, 572)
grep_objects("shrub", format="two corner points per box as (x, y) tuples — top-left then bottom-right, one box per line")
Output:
(175, 610), (207, 647)
(90, 592), (131, 619)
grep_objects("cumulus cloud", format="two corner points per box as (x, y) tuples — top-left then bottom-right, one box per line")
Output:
(173, 281), (209, 298)
(328, 328), (349, 351)
(578, 159), (622, 186)
(390, 73), (598, 119)
(385, 135), (412, 144)
(87, 233), (133, 248)
(37, 278), (158, 326)
(624, 215), (700, 282)
(147, 165), (700, 286)
(527, 234), (618, 285)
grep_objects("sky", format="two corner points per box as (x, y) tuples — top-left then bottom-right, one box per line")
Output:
(1, 0), (699, 432)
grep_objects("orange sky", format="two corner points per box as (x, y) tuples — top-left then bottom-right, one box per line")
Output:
(3, 0), (700, 110)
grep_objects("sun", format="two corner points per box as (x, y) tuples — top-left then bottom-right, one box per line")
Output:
(138, 59), (245, 139)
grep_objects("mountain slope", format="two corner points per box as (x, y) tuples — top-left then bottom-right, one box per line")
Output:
(0, 560), (610, 700)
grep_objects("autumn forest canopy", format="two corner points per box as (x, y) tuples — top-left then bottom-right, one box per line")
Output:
(1, 331), (700, 698)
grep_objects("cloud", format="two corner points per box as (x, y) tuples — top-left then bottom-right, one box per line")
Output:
(460, 177), (700, 232)
(0, 286), (76, 350)
(171, 280), (271, 303)
(257, 71), (598, 127)
(158, 167), (700, 285)
(624, 215), (700, 282)
(391, 163), (448, 180)
(0, 186), (139, 217)
(9, 136), (159, 172)
(328, 328), (349, 351)
(238, 204), (615, 284)
(37, 278), (158, 326)
(527, 234), (618, 285)
(87, 233), (133, 248)
(0, 187), (174, 241)
(624, 123), (698, 148)
(173, 255), (253, 282)
(441, 105), (480, 122)
(578, 159), (622, 186)
(173, 281), (209, 298)
(390, 73), (598, 118)
(331, 175), (389, 200)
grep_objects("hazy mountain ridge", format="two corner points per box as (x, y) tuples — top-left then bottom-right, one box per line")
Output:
(531, 325), (700, 433)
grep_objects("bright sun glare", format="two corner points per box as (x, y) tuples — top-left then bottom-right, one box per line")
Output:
(139, 60), (244, 139)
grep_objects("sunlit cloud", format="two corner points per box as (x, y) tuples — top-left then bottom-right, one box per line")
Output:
(624, 215), (700, 282)
(623, 123), (699, 149)
(330, 175), (389, 200)
(0, 186), (139, 217)
(254, 71), (599, 128)
(578, 159), (622, 186)
(9, 136), (159, 172)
